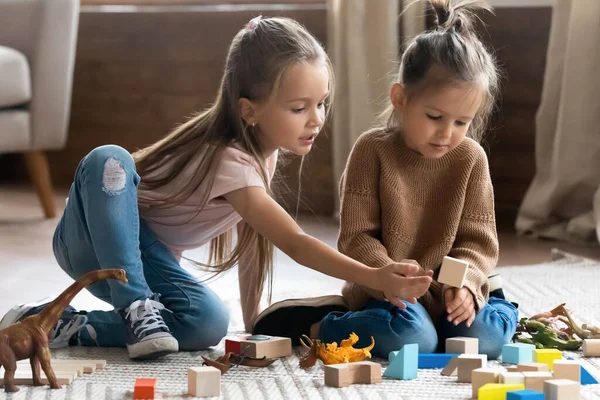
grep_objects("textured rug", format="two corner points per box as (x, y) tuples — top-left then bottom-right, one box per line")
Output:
(1, 250), (599, 400)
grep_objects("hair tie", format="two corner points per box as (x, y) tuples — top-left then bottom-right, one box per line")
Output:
(246, 15), (262, 31)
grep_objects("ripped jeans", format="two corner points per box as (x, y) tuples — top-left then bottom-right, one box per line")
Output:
(52, 145), (229, 350)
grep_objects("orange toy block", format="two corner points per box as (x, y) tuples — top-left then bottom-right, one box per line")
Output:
(134, 378), (156, 400)
(324, 361), (382, 388)
(437, 256), (469, 288)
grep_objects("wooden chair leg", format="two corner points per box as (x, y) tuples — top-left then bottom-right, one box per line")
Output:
(23, 150), (56, 218)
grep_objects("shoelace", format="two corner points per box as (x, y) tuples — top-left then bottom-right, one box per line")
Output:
(125, 298), (172, 337)
(49, 314), (99, 349)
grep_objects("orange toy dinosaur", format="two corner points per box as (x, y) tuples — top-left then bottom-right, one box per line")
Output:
(0, 269), (127, 393)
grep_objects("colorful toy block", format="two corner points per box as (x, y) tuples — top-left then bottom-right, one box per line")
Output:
(533, 349), (562, 369)
(471, 368), (501, 399)
(134, 378), (156, 400)
(502, 343), (535, 364)
(385, 343), (418, 380)
(188, 366), (220, 397)
(506, 390), (545, 399)
(553, 360), (580, 382)
(457, 354), (488, 383)
(224, 334), (291, 358)
(324, 361), (382, 388)
(478, 383), (525, 400)
(516, 363), (549, 372)
(446, 336), (479, 354)
(566, 356), (599, 385)
(437, 256), (469, 288)
(583, 339), (600, 357)
(500, 371), (525, 385)
(544, 379), (580, 400)
(418, 353), (459, 369)
(522, 371), (553, 392)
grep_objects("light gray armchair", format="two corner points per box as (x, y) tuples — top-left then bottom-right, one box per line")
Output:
(0, 0), (79, 218)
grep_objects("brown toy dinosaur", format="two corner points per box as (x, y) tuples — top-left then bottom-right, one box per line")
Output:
(0, 269), (127, 393)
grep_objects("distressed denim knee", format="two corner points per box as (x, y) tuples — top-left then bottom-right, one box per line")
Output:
(82, 145), (138, 196)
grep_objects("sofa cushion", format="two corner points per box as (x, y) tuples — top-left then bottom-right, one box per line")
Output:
(0, 45), (31, 108)
(0, 110), (30, 152)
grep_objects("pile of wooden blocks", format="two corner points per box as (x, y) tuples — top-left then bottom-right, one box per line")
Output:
(0, 359), (106, 387)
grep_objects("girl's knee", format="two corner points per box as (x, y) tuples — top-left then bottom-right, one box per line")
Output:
(380, 321), (438, 356)
(175, 300), (230, 351)
(83, 145), (138, 195)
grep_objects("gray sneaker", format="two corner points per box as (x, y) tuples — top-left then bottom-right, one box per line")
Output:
(120, 297), (179, 360)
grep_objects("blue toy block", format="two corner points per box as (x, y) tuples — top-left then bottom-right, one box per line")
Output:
(506, 389), (545, 399)
(417, 353), (459, 369)
(502, 343), (535, 364)
(384, 343), (418, 380)
(565, 357), (598, 385)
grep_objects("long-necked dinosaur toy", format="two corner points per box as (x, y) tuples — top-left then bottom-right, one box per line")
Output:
(0, 269), (127, 392)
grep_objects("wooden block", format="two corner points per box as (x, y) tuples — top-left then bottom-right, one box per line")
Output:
(225, 335), (291, 358)
(533, 349), (562, 369)
(418, 353), (459, 368)
(506, 390), (545, 399)
(440, 356), (459, 376)
(582, 339), (600, 357)
(516, 363), (549, 372)
(446, 337), (479, 354)
(0, 370), (76, 386)
(188, 366), (220, 397)
(505, 365), (520, 372)
(437, 256), (469, 288)
(543, 379), (580, 400)
(385, 343), (418, 380)
(478, 383), (525, 399)
(14, 362), (84, 377)
(553, 360), (580, 382)
(471, 368), (501, 399)
(324, 361), (382, 388)
(502, 343), (535, 364)
(457, 354), (487, 383)
(500, 371), (525, 385)
(17, 359), (100, 373)
(522, 371), (553, 392)
(134, 378), (156, 400)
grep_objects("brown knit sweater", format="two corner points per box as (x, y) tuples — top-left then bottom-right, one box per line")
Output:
(338, 128), (498, 321)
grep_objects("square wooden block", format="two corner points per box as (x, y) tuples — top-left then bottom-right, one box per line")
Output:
(188, 366), (220, 397)
(583, 339), (600, 357)
(516, 363), (549, 372)
(544, 379), (580, 400)
(324, 361), (382, 388)
(446, 337), (479, 354)
(437, 256), (469, 288)
(134, 378), (156, 400)
(553, 360), (580, 382)
(500, 371), (525, 385)
(225, 335), (292, 358)
(457, 354), (487, 383)
(471, 368), (501, 399)
(522, 371), (553, 392)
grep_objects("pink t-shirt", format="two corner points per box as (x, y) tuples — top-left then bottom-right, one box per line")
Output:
(138, 146), (278, 259)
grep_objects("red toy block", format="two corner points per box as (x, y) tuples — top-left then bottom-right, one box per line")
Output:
(134, 378), (156, 399)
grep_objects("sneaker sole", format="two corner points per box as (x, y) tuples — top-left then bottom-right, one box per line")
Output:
(254, 295), (348, 324)
(0, 297), (54, 330)
(127, 337), (179, 360)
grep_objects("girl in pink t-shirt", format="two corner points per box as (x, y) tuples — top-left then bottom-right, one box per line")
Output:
(0, 16), (431, 360)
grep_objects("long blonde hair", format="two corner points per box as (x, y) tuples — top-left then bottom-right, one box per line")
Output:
(133, 17), (334, 302)
(384, 0), (499, 142)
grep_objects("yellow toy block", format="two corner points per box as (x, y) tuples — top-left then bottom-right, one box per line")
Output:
(533, 349), (562, 369)
(478, 383), (525, 400)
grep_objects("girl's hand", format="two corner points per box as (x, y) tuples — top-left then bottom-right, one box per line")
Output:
(377, 262), (433, 309)
(444, 287), (476, 327)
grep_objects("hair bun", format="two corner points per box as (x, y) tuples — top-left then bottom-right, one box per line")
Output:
(428, 0), (493, 35)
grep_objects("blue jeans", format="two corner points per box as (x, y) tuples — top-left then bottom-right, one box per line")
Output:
(319, 297), (518, 359)
(52, 145), (229, 350)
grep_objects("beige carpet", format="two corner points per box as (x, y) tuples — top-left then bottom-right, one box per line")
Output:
(1, 250), (599, 400)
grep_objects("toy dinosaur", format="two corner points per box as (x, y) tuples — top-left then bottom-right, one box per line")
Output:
(0, 269), (127, 393)
(201, 352), (276, 374)
(299, 332), (375, 369)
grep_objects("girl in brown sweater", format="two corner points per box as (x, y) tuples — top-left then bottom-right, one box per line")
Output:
(253, 0), (518, 359)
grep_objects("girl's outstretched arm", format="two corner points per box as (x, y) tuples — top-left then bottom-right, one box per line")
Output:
(236, 222), (262, 332)
(224, 186), (432, 303)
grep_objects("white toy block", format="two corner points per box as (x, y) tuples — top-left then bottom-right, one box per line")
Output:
(583, 339), (600, 357)
(544, 379), (580, 400)
(188, 366), (220, 397)
(522, 371), (553, 392)
(457, 354), (487, 383)
(446, 337), (479, 354)
(553, 360), (581, 382)
(500, 371), (525, 385)
(471, 368), (501, 399)
(437, 256), (469, 288)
